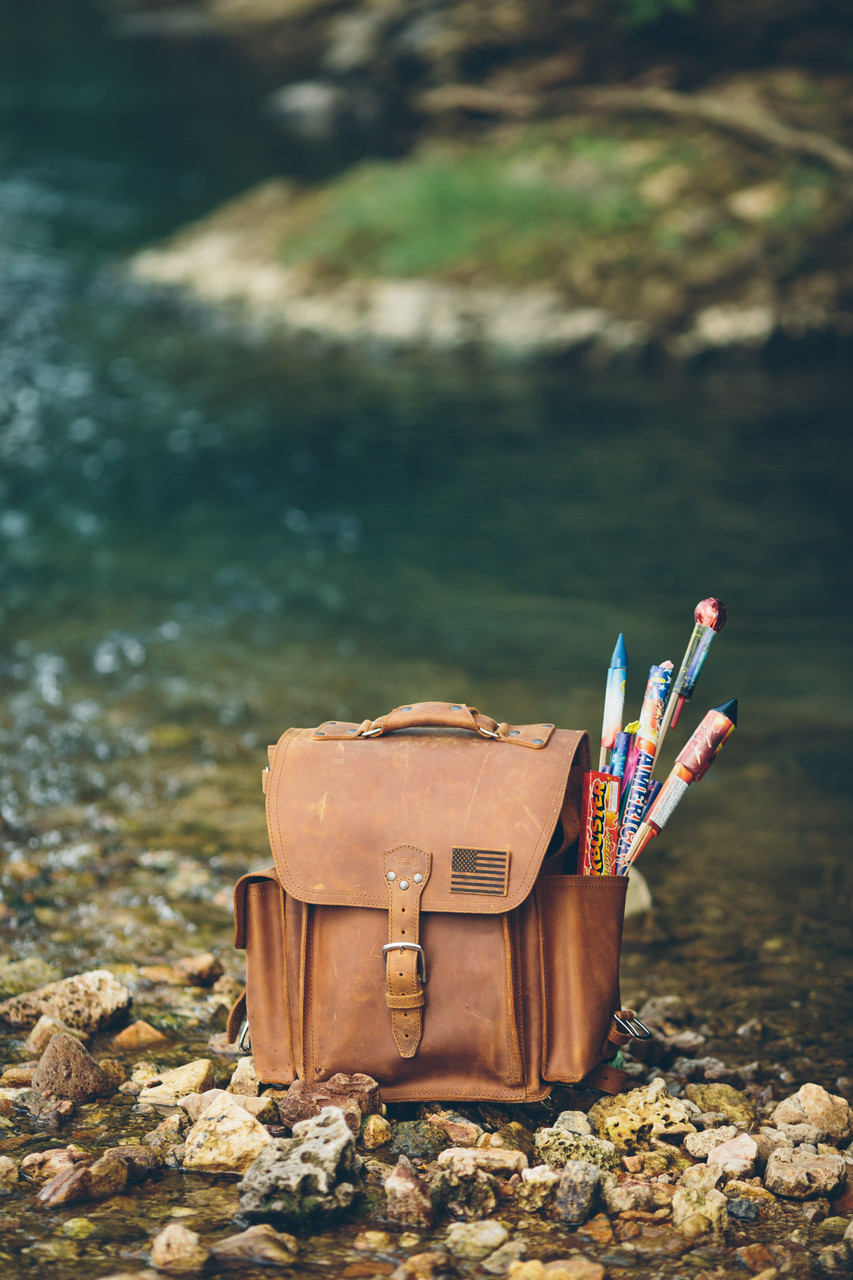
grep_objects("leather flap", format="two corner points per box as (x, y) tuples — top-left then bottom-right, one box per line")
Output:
(266, 723), (589, 915)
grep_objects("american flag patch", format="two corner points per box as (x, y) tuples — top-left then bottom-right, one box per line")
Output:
(450, 847), (510, 896)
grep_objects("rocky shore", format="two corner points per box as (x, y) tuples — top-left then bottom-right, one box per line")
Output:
(113, 0), (853, 362)
(1, 963), (852, 1278)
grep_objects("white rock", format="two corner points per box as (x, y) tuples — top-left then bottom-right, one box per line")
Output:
(182, 1093), (272, 1174)
(179, 1087), (277, 1124)
(445, 1219), (509, 1259)
(139, 1059), (215, 1106)
(227, 1056), (260, 1096)
(706, 1132), (759, 1178)
(684, 1125), (738, 1159)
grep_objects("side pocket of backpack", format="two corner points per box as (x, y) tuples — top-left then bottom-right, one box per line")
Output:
(234, 870), (297, 1086)
(537, 875), (628, 1083)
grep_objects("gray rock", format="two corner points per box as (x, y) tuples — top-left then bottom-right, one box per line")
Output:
(555, 1159), (601, 1225)
(0, 969), (131, 1034)
(763, 1147), (847, 1199)
(238, 1106), (362, 1224)
(384, 1155), (434, 1228)
(776, 1122), (824, 1145)
(30, 1035), (114, 1102)
(554, 1110), (593, 1136)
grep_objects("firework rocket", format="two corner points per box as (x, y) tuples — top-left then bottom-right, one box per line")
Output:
(599, 633), (628, 770)
(626, 698), (738, 865)
(654, 597), (727, 765)
(614, 661), (673, 872)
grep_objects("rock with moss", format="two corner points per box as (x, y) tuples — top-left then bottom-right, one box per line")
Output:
(238, 1106), (362, 1224)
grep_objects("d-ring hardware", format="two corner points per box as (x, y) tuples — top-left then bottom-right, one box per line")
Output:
(613, 1013), (652, 1039)
(237, 1019), (252, 1052)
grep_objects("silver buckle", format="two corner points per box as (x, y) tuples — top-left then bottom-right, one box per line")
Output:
(382, 942), (427, 983)
(237, 1018), (252, 1052)
(614, 1013), (652, 1039)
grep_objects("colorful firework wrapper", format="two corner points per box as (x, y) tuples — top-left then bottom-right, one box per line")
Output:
(615, 741), (655, 870)
(579, 771), (621, 875)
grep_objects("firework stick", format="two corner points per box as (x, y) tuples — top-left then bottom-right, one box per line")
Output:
(599, 634), (627, 770)
(579, 771), (621, 875)
(614, 661), (673, 870)
(627, 699), (738, 864)
(655, 598), (727, 766)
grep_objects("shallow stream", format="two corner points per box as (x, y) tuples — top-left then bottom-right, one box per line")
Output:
(0, 2), (852, 1274)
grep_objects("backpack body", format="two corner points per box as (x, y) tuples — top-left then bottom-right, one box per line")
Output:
(229, 701), (628, 1101)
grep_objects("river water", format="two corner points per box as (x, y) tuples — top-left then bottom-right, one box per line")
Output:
(1, 0), (852, 1123)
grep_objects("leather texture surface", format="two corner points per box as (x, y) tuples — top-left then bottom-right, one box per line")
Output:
(233, 701), (628, 1101)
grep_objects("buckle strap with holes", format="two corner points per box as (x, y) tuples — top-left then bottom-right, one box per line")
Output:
(382, 846), (431, 1059)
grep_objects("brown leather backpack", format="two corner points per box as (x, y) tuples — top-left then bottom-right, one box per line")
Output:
(227, 701), (641, 1100)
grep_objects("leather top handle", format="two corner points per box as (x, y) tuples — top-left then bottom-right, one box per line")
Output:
(365, 701), (500, 739)
(310, 702), (558, 749)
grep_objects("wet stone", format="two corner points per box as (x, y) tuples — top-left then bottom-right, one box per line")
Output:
(277, 1073), (381, 1129)
(210, 1222), (299, 1267)
(26, 1016), (86, 1055)
(150, 1223), (210, 1274)
(390, 1250), (453, 1280)
(31, 1034), (114, 1102)
(20, 1146), (92, 1183)
(0, 969), (131, 1034)
(535, 1126), (618, 1171)
(444, 1219), (509, 1259)
(37, 1154), (128, 1207)
(480, 1240), (527, 1273)
(238, 1105), (362, 1224)
(671, 1184), (728, 1242)
(763, 1147), (847, 1199)
(182, 1091), (273, 1174)
(227, 1055), (260, 1096)
(0, 1156), (18, 1186)
(589, 1079), (697, 1153)
(772, 1083), (852, 1144)
(138, 1058), (215, 1105)
(479, 1122), (535, 1162)
(181, 1087), (277, 1123)
(683, 1082), (756, 1126)
(173, 952), (224, 986)
(555, 1159), (601, 1225)
(728, 1196), (760, 1222)
(384, 1154), (435, 1227)
(516, 1164), (561, 1212)
(389, 1120), (450, 1162)
(706, 1132), (760, 1178)
(109, 1020), (171, 1053)
(362, 1113), (393, 1148)
(430, 1164), (499, 1220)
(684, 1124), (738, 1158)
(426, 1107), (483, 1147)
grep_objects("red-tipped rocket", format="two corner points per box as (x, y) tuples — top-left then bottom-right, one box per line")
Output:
(654, 598), (727, 766)
(624, 698), (737, 865)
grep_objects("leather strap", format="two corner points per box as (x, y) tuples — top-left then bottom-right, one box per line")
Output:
(582, 1061), (630, 1094)
(382, 846), (431, 1059)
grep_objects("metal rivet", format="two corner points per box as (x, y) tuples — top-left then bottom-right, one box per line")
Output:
(347, 728), (356, 733)
(399, 880), (409, 891)
(451, 704), (461, 709)
(316, 731), (325, 736)
(532, 738), (543, 745)
(328, 721), (336, 725)
(542, 723), (554, 728)
(509, 729), (519, 736)
(413, 873), (423, 884)
(387, 871), (396, 881)
(402, 705), (412, 710)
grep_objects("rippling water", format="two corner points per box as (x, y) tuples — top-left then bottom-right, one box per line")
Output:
(1, 0), (852, 1096)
